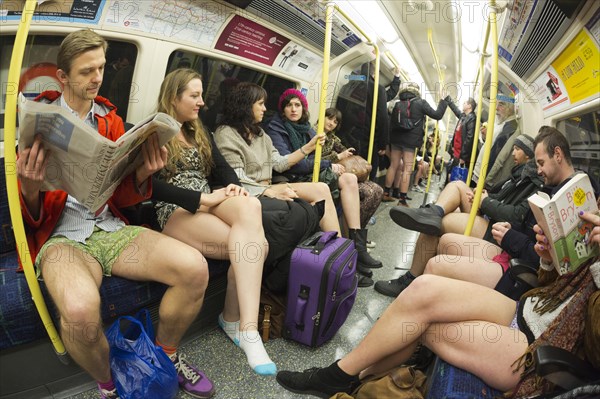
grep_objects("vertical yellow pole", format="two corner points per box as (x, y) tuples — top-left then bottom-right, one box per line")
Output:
(466, 20), (491, 186)
(464, 0), (499, 236)
(312, 2), (334, 182)
(367, 46), (381, 167)
(4, 0), (66, 355)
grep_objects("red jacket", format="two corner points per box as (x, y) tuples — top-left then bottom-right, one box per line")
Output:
(18, 91), (151, 268)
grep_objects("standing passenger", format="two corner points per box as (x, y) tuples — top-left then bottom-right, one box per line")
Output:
(16, 30), (214, 399)
(384, 83), (448, 206)
(152, 69), (276, 376)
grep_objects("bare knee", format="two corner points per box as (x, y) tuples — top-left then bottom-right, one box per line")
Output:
(236, 196), (262, 224)
(423, 256), (449, 276)
(59, 294), (102, 342)
(339, 173), (358, 190)
(173, 249), (209, 295)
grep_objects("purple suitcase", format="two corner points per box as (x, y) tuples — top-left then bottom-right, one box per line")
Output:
(283, 231), (358, 347)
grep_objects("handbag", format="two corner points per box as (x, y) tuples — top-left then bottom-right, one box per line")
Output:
(337, 155), (372, 182)
(449, 164), (468, 182)
(494, 261), (539, 301)
(106, 309), (178, 399)
(257, 287), (287, 342)
(330, 366), (427, 399)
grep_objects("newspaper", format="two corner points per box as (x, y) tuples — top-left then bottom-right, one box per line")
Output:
(18, 93), (180, 212)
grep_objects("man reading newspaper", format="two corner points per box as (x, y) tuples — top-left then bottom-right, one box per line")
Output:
(16, 29), (215, 399)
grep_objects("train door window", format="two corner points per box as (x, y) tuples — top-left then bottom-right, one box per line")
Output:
(0, 35), (138, 142)
(166, 50), (294, 133)
(556, 110), (600, 184)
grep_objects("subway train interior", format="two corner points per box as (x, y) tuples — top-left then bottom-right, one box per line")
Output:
(1, 0), (599, 398)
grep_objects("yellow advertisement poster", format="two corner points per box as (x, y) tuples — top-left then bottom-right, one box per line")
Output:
(551, 29), (600, 104)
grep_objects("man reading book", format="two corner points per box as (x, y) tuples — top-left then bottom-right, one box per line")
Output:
(531, 126), (600, 273)
(16, 29), (215, 399)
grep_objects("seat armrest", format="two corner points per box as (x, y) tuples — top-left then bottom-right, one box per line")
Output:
(509, 258), (537, 272)
(120, 200), (159, 230)
(534, 345), (600, 390)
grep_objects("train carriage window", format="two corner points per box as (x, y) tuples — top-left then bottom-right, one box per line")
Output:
(556, 110), (600, 184)
(0, 35), (138, 142)
(166, 50), (294, 133)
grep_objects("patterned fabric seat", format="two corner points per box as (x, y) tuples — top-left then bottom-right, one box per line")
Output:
(426, 357), (502, 399)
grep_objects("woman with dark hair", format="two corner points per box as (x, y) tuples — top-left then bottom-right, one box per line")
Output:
(214, 82), (341, 234)
(320, 107), (383, 235)
(263, 89), (383, 274)
(152, 69), (276, 376)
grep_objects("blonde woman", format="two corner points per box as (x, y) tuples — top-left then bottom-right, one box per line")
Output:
(153, 69), (276, 376)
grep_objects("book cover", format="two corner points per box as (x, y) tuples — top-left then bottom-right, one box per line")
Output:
(528, 173), (598, 274)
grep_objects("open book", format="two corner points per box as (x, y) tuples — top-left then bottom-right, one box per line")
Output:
(18, 94), (180, 212)
(528, 173), (599, 274)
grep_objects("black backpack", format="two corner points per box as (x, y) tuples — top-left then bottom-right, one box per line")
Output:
(391, 98), (419, 130)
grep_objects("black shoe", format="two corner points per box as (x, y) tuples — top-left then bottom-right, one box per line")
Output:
(374, 273), (415, 297)
(357, 264), (373, 278)
(357, 274), (374, 287)
(276, 367), (355, 398)
(349, 229), (383, 269)
(389, 204), (442, 236)
(396, 199), (410, 207)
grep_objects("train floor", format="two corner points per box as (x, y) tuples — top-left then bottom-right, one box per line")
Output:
(67, 178), (444, 399)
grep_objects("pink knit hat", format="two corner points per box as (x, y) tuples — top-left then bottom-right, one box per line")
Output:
(278, 88), (308, 112)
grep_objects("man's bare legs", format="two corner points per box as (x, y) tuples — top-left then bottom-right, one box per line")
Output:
(276, 275), (527, 397)
(424, 233), (504, 288)
(40, 230), (207, 383)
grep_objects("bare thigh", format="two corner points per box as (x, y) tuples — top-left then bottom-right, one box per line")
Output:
(441, 212), (489, 238)
(162, 207), (232, 260)
(424, 319), (527, 391)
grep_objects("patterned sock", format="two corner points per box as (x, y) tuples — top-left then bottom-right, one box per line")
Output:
(239, 330), (277, 375)
(97, 380), (115, 391)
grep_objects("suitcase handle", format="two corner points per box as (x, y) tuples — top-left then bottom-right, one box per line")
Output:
(294, 285), (310, 331)
(298, 231), (338, 254)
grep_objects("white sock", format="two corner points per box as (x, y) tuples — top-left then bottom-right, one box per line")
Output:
(239, 330), (277, 375)
(218, 313), (240, 345)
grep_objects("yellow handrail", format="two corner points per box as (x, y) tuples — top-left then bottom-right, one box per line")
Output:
(426, 28), (446, 204)
(312, 2), (334, 182)
(467, 19), (491, 185)
(464, 0), (500, 236)
(4, 0), (66, 355)
(313, 2), (381, 181)
(384, 51), (410, 82)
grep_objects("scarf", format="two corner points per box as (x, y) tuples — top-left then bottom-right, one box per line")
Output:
(283, 119), (311, 151)
(505, 260), (598, 398)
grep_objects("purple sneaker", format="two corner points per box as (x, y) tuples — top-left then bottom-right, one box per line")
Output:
(173, 354), (215, 398)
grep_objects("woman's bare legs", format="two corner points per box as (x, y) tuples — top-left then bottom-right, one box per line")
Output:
(338, 173), (361, 229)
(424, 233), (504, 288)
(385, 147), (403, 190)
(399, 150), (416, 194)
(162, 196), (275, 374)
(290, 181), (341, 234)
(338, 275), (527, 390)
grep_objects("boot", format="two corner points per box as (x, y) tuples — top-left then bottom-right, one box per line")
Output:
(349, 229), (383, 269)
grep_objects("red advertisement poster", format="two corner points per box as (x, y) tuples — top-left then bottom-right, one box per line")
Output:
(215, 15), (290, 66)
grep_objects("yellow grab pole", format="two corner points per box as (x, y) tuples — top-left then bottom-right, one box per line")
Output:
(367, 47), (381, 167)
(464, 0), (499, 236)
(467, 19), (491, 185)
(312, 2), (334, 182)
(4, 0), (66, 355)
(314, 3), (380, 180)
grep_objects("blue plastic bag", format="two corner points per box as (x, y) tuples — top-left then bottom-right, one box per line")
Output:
(106, 309), (178, 399)
(450, 165), (468, 183)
